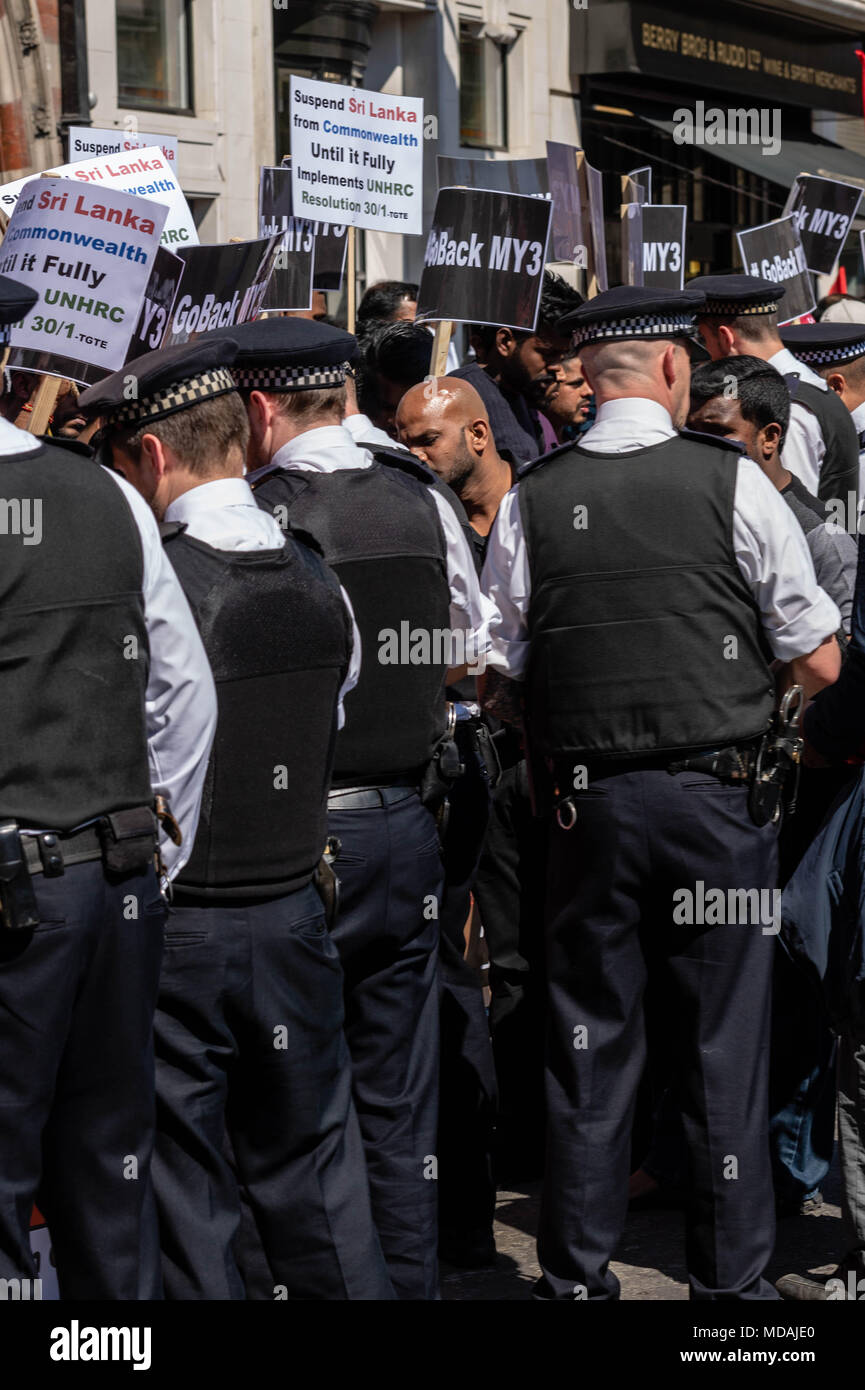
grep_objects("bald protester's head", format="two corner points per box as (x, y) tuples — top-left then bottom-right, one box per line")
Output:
(578, 336), (692, 429)
(395, 376), (495, 494)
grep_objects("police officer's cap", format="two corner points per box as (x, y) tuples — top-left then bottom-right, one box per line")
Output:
(200, 317), (358, 392)
(79, 338), (240, 430)
(558, 286), (706, 350)
(779, 321), (865, 368)
(687, 274), (786, 318)
(0, 274), (38, 342)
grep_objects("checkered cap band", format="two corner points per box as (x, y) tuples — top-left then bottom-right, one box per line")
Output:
(702, 300), (780, 317)
(110, 366), (238, 427)
(794, 340), (865, 367)
(0, 325), (9, 347)
(232, 362), (349, 392)
(572, 313), (697, 348)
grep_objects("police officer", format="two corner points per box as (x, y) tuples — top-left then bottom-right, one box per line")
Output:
(690, 274), (860, 505)
(208, 317), (491, 1299)
(780, 321), (865, 502)
(481, 286), (842, 1300)
(79, 337), (394, 1301)
(0, 277), (217, 1299)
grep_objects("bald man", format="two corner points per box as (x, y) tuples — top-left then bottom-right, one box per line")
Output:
(398, 375), (553, 1189)
(396, 378), (514, 556)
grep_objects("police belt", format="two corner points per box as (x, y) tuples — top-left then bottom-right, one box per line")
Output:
(327, 779), (419, 811)
(554, 739), (762, 786)
(21, 806), (159, 877)
(22, 823), (105, 876)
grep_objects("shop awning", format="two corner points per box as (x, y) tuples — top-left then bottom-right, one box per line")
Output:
(642, 117), (865, 191)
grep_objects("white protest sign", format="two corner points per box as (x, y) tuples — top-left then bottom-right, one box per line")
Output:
(0, 147), (197, 252)
(290, 75), (423, 234)
(69, 126), (178, 167)
(0, 177), (166, 383)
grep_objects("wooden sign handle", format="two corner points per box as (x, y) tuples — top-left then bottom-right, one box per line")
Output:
(346, 226), (357, 335)
(27, 376), (63, 435)
(429, 320), (452, 378)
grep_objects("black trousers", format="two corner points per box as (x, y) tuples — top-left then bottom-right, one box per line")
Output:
(327, 789), (444, 1300)
(152, 881), (392, 1300)
(0, 859), (164, 1299)
(473, 757), (549, 1174)
(437, 722), (497, 1252)
(537, 768), (780, 1301)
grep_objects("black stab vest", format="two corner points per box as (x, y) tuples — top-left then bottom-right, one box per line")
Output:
(163, 529), (351, 898)
(784, 374), (860, 505)
(0, 444), (152, 829)
(519, 434), (776, 772)
(254, 463), (451, 786)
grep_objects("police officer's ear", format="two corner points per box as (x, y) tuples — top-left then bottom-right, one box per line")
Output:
(717, 323), (736, 356)
(824, 370), (847, 398)
(138, 432), (170, 485)
(247, 389), (277, 447)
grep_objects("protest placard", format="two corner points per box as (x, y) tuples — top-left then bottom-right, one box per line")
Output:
(416, 187), (551, 331)
(69, 126), (178, 168)
(126, 247), (185, 359)
(737, 215), (815, 323)
(639, 205), (687, 290)
(0, 147), (197, 252)
(627, 167), (652, 203)
(268, 164), (347, 291)
(259, 166), (315, 311)
(545, 142), (583, 264)
(164, 235), (282, 346)
(783, 174), (862, 277)
(0, 176), (166, 385)
(289, 75), (423, 234)
(437, 156), (549, 199)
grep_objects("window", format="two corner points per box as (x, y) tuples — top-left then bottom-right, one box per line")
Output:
(117, 0), (192, 112)
(459, 22), (507, 150)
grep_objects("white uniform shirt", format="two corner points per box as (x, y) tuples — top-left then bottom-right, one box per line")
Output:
(482, 397), (841, 681)
(164, 476), (361, 728)
(0, 423), (217, 880)
(248, 424), (494, 655)
(769, 346), (827, 496)
(851, 399), (865, 499)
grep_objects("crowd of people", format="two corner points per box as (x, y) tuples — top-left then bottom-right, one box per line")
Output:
(0, 261), (864, 1303)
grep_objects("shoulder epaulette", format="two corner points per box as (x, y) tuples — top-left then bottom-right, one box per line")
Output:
(40, 435), (95, 460)
(159, 521), (187, 542)
(516, 439), (577, 479)
(677, 428), (744, 452)
(370, 445), (438, 485)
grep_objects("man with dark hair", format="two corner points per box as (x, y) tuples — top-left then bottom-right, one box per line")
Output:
(690, 274), (859, 505)
(357, 280), (418, 334)
(358, 319), (439, 436)
(688, 356), (856, 633)
(449, 271), (583, 463)
(541, 351), (594, 442)
(81, 338), (392, 1302)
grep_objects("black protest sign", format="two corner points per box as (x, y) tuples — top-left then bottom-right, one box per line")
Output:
(546, 141), (583, 263)
(437, 155), (549, 199)
(165, 236), (282, 346)
(259, 166), (314, 311)
(640, 205), (687, 289)
(416, 187), (551, 332)
(260, 164), (347, 296)
(782, 174), (862, 277)
(627, 166), (652, 202)
(126, 248), (185, 359)
(737, 216), (815, 323)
